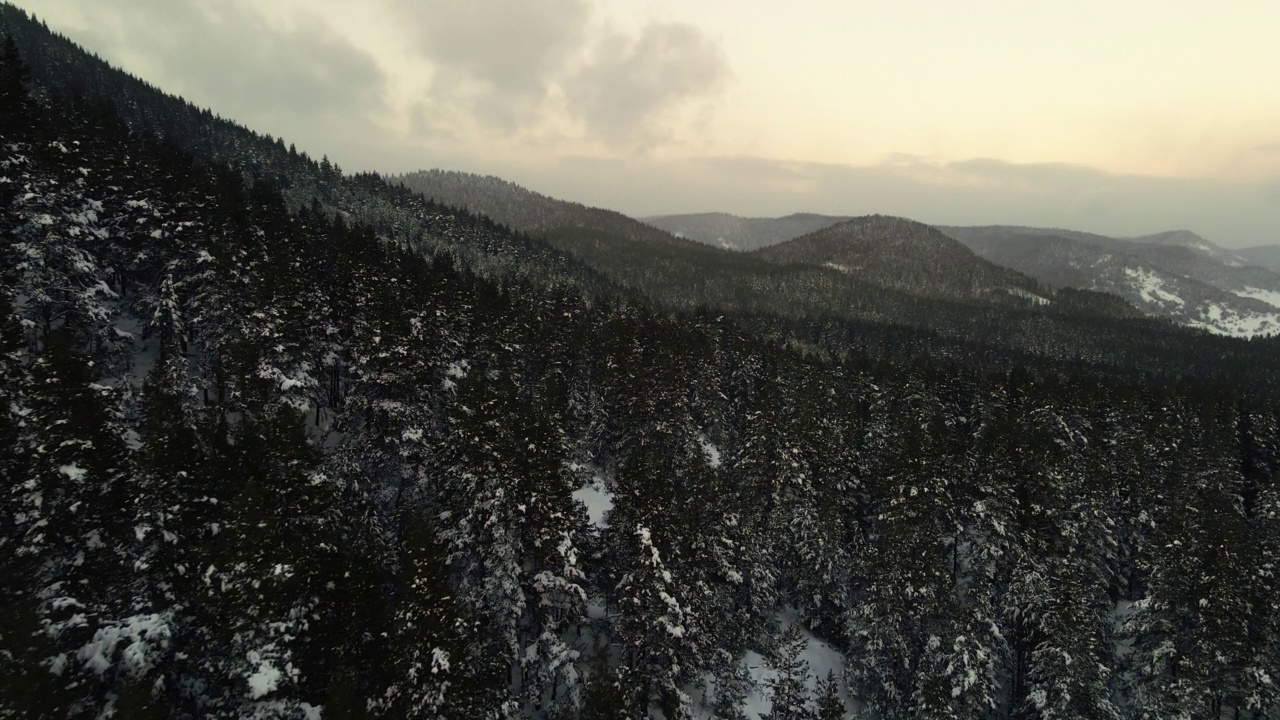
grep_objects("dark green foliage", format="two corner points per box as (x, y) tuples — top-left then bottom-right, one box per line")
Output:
(577, 640), (628, 720)
(813, 671), (843, 720)
(0, 33), (32, 136)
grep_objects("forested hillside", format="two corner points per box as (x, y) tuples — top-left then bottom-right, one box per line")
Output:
(396, 166), (1280, 382)
(939, 226), (1280, 337)
(2, 7), (1280, 720)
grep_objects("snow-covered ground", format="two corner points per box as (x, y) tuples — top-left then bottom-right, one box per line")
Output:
(699, 435), (723, 469)
(1005, 287), (1051, 305)
(1233, 286), (1280, 310)
(1187, 302), (1280, 338)
(1123, 267), (1184, 308)
(691, 609), (858, 719)
(1120, 270), (1280, 337)
(569, 462), (614, 529)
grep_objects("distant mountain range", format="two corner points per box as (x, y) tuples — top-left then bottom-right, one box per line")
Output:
(938, 226), (1280, 337)
(396, 172), (1196, 365)
(649, 212), (1280, 337)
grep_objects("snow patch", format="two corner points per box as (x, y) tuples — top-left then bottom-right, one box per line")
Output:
(1186, 302), (1280, 338)
(699, 435), (722, 468)
(570, 467), (614, 529)
(1005, 287), (1051, 305)
(247, 656), (283, 699)
(76, 613), (171, 678)
(1234, 286), (1280, 310)
(693, 609), (856, 719)
(1123, 267), (1184, 307)
(59, 464), (87, 481)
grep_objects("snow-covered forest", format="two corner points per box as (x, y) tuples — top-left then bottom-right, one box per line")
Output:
(1, 6), (1279, 719)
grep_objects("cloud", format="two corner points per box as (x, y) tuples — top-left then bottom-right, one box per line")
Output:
(386, 0), (729, 144)
(55, 0), (387, 131)
(400, 0), (588, 96)
(25, 1), (1272, 247)
(944, 158), (1115, 189)
(392, 0), (590, 130)
(564, 22), (730, 145)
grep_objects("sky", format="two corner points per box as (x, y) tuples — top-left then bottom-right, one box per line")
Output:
(17, 0), (1280, 247)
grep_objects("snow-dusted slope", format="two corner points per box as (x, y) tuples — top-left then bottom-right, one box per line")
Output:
(941, 226), (1280, 337)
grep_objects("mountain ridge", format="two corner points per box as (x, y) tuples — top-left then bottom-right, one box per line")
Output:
(646, 209), (1280, 337)
(755, 215), (1043, 303)
(938, 225), (1280, 337)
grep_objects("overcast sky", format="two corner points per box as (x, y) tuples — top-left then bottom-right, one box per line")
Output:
(18, 0), (1280, 247)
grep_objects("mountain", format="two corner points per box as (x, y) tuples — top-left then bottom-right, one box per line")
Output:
(3, 6), (1280, 720)
(644, 211), (851, 251)
(398, 169), (695, 252)
(398, 171), (1225, 373)
(1129, 229), (1252, 267)
(755, 215), (1044, 302)
(646, 212), (1280, 337)
(939, 225), (1280, 337)
(1239, 244), (1280, 274)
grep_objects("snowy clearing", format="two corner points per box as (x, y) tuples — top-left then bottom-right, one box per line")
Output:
(1187, 301), (1280, 338)
(569, 462), (614, 528)
(691, 609), (856, 719)
(1234, 286), (1280, 310)
(1123, 267), (1184, 308)
(1006, 287), (1051, 305)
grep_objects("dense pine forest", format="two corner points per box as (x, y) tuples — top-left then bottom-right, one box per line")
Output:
(2, 6), (1279, 720)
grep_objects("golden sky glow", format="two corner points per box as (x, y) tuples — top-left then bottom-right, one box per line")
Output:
(18, 0), (1280, 244)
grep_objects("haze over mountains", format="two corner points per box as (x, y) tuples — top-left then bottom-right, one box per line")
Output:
(648, 212), (1280, 337)
(643, 212), (855, 252)
(1240, 244), (1280, 274)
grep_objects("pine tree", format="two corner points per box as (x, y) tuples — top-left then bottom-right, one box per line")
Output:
(371, 506), (500, 719)
(0, 33), (33, 137)
(813, 670), (844, 720)
(709, 656), (753, 720)
(577, 639), (626, 720)
(764, 626), (814, 720)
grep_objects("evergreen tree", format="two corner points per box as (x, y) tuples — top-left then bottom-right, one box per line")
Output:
(764, 626), (814, 720)
(0, 33), (33, 136)
(813, 670), (844, 720)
